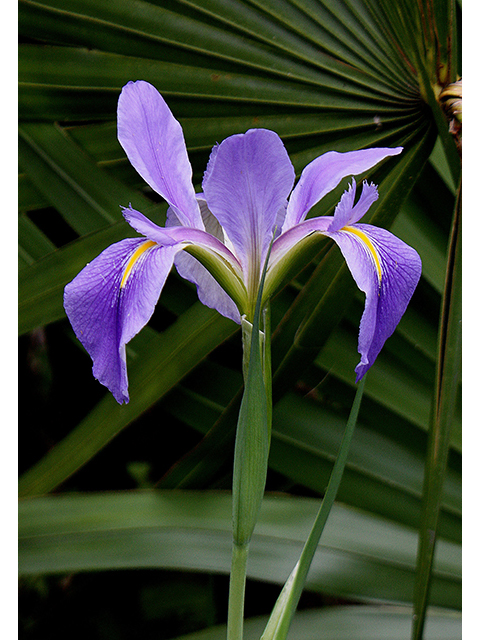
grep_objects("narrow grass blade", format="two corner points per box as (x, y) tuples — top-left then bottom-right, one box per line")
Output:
(261, 377), (366, 640)
(412, 185), (462, 639)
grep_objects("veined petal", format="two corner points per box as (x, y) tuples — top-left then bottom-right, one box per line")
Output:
(64, 238), (179, 403)
(117, 81), (202, 229)
(284, 147), (402, 231)
(202, 128), (295, 285)
(168, 198), (242, 322)
(264, 215), (333, 302)
(123, 205), (179, 245)
(123, 206), (248, 314)
(270, 216), (333, 265)
(123, 205), (244, 277)
(174, 252), (242, 323)
(167, 196), (231, 251)
(326, 224), (422, 381)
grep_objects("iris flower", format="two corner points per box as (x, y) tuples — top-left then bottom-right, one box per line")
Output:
(64, 81), (421, 404)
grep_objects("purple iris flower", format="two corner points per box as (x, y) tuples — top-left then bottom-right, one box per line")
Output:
(64, 81), (421, 404)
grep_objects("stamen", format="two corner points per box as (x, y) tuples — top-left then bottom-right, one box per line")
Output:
(120, 240), (157, 288)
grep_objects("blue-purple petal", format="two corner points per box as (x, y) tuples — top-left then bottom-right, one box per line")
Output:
(167, 199), (242, 322)
(328, 180), (379, 232)
(284, 147), (402, 231)
(70, 80), (416, 401)
(268, 215), (332, 272)
(174, 251), (242, 323)
(64, 238), (179, 403)
(123, 205), (243, 272)
(202, 128), (295, 279)
(326, 224), (422, 381)
(123, 205), (178, 245)
(117, 81), (202, 228)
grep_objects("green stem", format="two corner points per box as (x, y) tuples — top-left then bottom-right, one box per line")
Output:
(228, 239), (275, 638)
(227, 543), (249, 640)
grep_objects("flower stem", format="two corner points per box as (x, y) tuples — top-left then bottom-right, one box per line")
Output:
(227, 542), (249, 640)
(228, 240), (275, 638)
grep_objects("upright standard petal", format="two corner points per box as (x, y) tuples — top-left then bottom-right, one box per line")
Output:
(202, 128), (295, 288)
(117, 81), (202, 228)
(284, 147), (402, 231)
(325, 224), (422, 380)
(64, 238), (179, 403)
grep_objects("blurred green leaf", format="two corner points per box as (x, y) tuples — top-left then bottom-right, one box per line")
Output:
(175, 605), (461, 640)
(161, 358), (460, 542)
(19, 490), (460, 608)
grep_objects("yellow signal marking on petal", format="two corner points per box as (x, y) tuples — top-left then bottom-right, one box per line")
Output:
(342, 226), (382, 282)
(120, 240), (157, 288)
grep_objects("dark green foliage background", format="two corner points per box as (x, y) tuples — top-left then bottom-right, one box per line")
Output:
(19, 1), (461, 638)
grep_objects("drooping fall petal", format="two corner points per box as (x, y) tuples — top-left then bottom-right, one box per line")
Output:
(64, 238), (179, 403)
(325, 223), (422, 380)
(270, 179), (421, 381)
